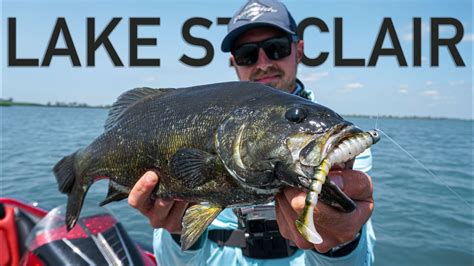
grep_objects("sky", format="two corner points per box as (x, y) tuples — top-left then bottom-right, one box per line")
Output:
(2, 0), (473, 119)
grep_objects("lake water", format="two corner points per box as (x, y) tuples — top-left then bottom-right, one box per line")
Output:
(1, 106), (473, 265)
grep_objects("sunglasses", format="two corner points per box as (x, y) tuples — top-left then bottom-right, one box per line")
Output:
(231, 36), (295, 66)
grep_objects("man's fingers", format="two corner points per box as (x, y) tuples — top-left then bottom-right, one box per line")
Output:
(312, 226), (340, 253)
(282, 187), (306, 213)
(163, 201), (189, 233)
(148, 198), (175, 227)
(315, 198), (373, 241)
(329, 170), (373, 200)
(313, 236), (340, 253)
(275, 194), (292, 239)
(275, 171), (374, 252)
(277, 192), (313, 249)
(128, 171), (159, 210)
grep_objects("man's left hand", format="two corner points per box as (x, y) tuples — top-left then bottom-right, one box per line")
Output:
(275, 169), (374, 253)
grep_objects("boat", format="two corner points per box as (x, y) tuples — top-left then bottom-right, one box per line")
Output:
(0, 197), (157, 265)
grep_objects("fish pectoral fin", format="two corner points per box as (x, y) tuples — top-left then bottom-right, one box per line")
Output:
(181, 204), (222, 250)
(170, 148), (220, 188)
(99, 184), (128, 206)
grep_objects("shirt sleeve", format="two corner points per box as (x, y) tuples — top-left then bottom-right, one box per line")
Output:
(153, 228), (208, 266)
(152, 209), (307, 266)
(304, 220), (376, 266)
(151, 208), (241, 266)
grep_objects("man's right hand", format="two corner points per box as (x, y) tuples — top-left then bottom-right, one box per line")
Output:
(128, 171), (189, 234)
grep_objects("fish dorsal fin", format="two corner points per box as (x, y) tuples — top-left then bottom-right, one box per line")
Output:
(181, 204), (222, 250)
(105, 87), (175, 131)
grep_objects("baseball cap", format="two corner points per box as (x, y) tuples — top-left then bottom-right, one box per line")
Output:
(221, 0), (298, 52)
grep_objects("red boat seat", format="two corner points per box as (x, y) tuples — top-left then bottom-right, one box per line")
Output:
(0, 204), (20, 266)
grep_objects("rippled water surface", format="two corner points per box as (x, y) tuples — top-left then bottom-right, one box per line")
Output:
(1, 106), (473, 265)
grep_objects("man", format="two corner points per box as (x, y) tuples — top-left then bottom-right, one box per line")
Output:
(128, 0), (375, 265)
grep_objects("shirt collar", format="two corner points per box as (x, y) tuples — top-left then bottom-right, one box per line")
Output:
(291, 79), (314, 101)
(292, 81), (304, 96)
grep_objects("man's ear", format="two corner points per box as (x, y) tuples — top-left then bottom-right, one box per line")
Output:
(296, 40), (304, 63)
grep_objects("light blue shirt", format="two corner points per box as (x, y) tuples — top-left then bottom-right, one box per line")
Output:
(153, 152), (376, 266)
(152, 86), (376, 265)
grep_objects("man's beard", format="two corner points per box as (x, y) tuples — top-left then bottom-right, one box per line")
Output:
(249, 66), (286, 90)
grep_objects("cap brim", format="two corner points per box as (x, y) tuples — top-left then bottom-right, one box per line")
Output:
(221, 22), (296, 52)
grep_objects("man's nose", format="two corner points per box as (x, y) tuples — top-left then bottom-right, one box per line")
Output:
(255, 48), (272, 70)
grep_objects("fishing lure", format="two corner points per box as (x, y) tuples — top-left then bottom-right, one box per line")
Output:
(296, 130), (380, 244)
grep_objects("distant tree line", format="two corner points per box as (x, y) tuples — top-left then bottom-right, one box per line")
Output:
(47, 101), (90, 107)
(0, 98), (109, 108)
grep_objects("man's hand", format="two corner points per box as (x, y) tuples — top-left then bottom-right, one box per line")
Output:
(128, 171), (190, 234)
(275, 170), (374, 253)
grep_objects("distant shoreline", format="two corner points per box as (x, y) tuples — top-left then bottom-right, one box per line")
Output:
(0, 100), (110, 109)
(341, 114), (472, 121)
(1, 100), (471, 121)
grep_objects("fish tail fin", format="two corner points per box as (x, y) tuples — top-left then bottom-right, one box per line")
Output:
(296, 202), (322, 244)
(53, 151), (91, 231)
(296, 190), (323, 244)
(53, 152), (78, 194)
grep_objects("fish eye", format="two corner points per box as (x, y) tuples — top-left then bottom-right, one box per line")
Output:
(285, 107), (307, 123)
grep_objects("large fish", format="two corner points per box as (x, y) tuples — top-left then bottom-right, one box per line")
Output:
(53, 81), (379, 250)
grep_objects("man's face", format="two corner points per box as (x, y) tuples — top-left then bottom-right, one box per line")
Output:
(231, 27), (304, 93)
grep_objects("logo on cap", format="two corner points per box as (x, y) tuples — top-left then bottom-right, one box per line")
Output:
(233, 1), (277, 23)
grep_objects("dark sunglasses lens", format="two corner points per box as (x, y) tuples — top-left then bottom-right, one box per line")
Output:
(262, 37), (291, 60)
(233, 44), (259, 66)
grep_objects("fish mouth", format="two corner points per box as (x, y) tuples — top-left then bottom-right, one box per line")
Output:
(299, 123), (363, 166)
(289, 123), (363, 189)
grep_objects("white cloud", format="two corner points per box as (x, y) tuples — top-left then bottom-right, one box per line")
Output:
(425, 81), (434, 86)
(405, 26), (471, 42)
(337, 74), (357, 81)
(421, 23), (431, 33)
(143, 76), (156, 82)
(422, 90), (439, 96)
(462, 33), (474, 42)
(402, 22), (430, 41)
(449, 80), (465, 86)
(300, 72), (329, 82)
(343, 82), (364, 92)
(402, 33), (413, 41)
(443, 96), (457, 105)
(422, 90), (440, 99)
(398, 84), (409, 94)
(438, 25), (454, 33)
